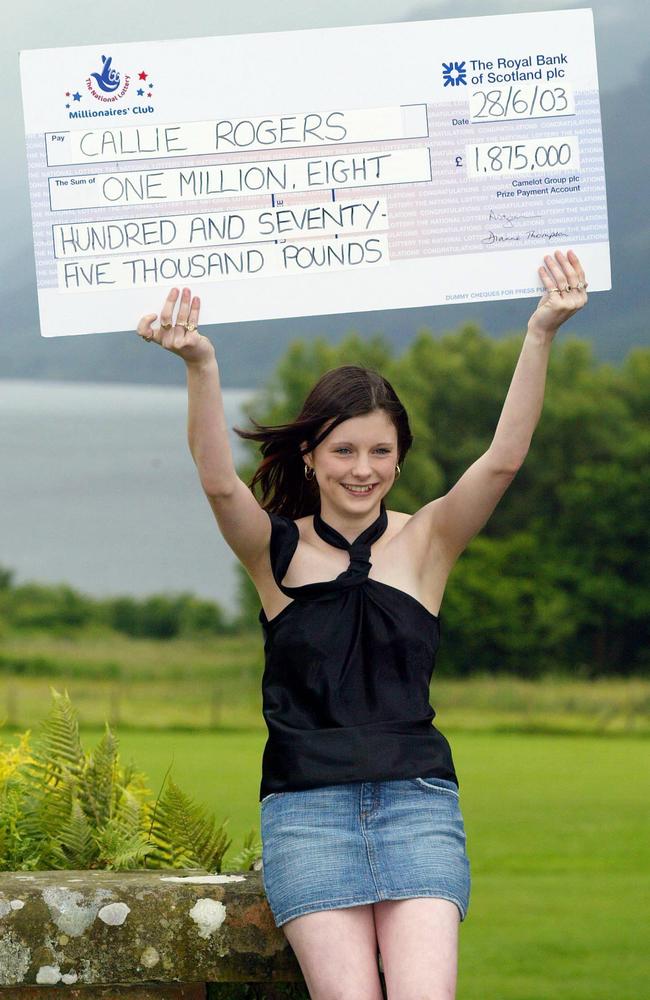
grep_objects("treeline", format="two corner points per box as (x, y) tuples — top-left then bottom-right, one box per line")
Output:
(2, 325), (648, 677)
(0, 570), (238, 640)
(235, 324), (650, 677)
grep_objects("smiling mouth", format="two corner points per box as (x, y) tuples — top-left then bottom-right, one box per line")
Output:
(341, 483), (378, 494)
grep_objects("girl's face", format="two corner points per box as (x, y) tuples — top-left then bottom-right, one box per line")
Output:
(306, 409), (399, 516)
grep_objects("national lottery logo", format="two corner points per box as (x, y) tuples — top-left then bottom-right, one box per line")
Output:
(62, 54), (155, 116)
(442, 61), (467, 87)
(86, 54), (131, 102)
(90, 55), (123, 94)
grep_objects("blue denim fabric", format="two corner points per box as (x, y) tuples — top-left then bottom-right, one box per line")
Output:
(260, 776), (471, 927)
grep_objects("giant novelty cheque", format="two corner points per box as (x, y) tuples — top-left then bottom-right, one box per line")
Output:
(19, 7), (610, 337)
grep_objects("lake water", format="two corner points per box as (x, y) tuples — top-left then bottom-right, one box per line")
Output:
(0, 379), (257, 615)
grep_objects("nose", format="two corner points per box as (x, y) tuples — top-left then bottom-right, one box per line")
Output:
(351, 455), (374, 479)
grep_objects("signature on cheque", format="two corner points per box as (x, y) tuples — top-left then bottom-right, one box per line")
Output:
(482, 210), (568, 244)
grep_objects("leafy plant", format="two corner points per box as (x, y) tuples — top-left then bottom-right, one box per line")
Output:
(0, 687), (261, 873)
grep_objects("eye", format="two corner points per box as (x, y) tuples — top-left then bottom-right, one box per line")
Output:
(334, 447), (391, 454)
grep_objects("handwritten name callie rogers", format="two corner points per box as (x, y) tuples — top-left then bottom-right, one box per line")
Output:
(50, 114), (350, 157)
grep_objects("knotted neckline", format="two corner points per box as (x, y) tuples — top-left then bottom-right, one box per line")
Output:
(313, 500), (388, 581)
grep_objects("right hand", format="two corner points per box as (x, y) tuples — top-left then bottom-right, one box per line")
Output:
(136, 287), (215, 367)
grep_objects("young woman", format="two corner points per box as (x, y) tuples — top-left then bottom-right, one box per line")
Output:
(136, 249), (588, 1000)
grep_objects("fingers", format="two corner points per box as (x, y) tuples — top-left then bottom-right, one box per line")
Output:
(136, 313), (160, 344)
(543, 249), (588, 301)
(158, 286), (180, 330)
(548, 249), (588, 292)
(160, 287), (188, 349)
(567, 249), (587, 286)
(169, 296), (200, 348)
(538, 263), (559, 296)
(156, 287), (190, 350)
(187, 295), (201, 331)
(175, 287), (192, 330)
(534, 249), (589, 336)
(556, 250), (580, 289)
(136, 286), (204, 356)
(137, 285), (178, 347)
(544, 251), (571, 292)
(555, 250), (587, 298)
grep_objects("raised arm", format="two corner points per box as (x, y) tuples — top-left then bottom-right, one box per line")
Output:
(136, 287), (270, 569)
(412, 249), (589, 564)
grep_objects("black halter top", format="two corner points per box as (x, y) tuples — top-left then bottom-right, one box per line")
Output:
(312, 499), (388, 581)
(258, 501), (457, 800)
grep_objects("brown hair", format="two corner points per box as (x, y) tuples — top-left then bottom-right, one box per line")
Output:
(233, 364), (413, 518)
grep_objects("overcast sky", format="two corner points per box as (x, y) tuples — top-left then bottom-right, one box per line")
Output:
(8, 0), (649, 89)
(5, 0), (649, 337)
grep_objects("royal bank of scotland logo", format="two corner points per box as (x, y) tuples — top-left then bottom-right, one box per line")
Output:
(442, 61), (467, 86)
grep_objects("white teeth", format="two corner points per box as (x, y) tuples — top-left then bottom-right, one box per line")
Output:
(343, 484), (375, 493)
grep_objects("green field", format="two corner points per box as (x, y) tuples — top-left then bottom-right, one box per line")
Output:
(2, 719), (647, 999)
(114, 728), (650, 1000)
(1, 636), (648, 998)
(2, 629), (649, 736)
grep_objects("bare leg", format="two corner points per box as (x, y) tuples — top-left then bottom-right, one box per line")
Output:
(373, 898), (460, 1000)
(281, 903), (385, 1000)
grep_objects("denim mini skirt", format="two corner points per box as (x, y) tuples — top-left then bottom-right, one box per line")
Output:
(260, 776), (471, 928)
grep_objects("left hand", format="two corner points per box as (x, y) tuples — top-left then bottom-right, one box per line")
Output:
(528, 249), (589, 339)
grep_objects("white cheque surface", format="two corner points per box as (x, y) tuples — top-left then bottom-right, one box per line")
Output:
(19, 8), (610, 337)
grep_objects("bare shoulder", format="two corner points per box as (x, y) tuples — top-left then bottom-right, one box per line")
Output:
(247, 508), (307, 589)
(385, 508), (412, 537)
(385, 503), (443, 546)
(370, 504), (451, 615)
(294, 512), (312, 534)
(379, 507), (421, 563)
(383, 501), (452, 572)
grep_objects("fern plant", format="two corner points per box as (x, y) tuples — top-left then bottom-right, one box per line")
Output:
(0, 687), (262, 873)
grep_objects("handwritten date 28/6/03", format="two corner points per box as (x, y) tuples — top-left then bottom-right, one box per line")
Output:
(469, 84), (575, 122)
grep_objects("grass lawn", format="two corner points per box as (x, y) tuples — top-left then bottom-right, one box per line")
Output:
(1, 641), (648, 998)
(46, 725), (646, 1000)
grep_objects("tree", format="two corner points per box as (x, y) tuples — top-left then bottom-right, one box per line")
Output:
(233, 326), (649, 675)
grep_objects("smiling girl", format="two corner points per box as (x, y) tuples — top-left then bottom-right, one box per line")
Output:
(136, 248), (588, 1000)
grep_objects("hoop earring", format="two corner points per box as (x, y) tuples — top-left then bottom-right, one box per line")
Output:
(304, 464), (315, 481)
(394, 464), (401, 480)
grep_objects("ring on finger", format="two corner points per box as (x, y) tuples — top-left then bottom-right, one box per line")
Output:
(183, 321), (198, 332)
(160, 321), (173, 330)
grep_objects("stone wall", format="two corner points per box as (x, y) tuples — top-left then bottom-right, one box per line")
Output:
(0, 869), (309, 997)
